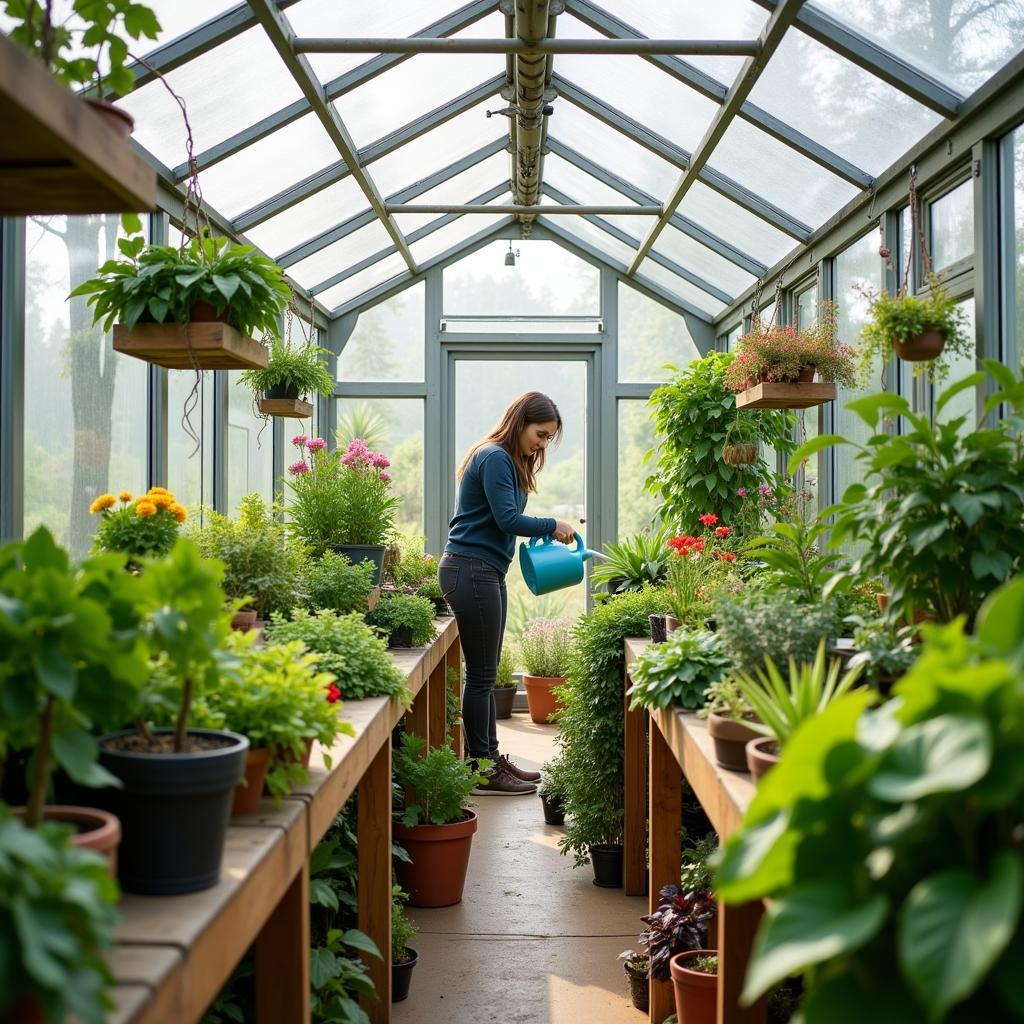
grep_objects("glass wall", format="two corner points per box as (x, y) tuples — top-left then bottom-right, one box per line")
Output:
(339, 283), (424, 382)
(227, 370), (275, 514)
(618, 401), (661, 538)
(167, 369), (214, 514)
(929, 179), (973, 271)
(618, 282), (700, 381)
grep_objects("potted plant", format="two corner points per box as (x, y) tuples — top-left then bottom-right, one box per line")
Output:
(89, 485), (187, 565)
(286, 435), (400, 583)
(238, 333), (335, 417)
(846, 618), (919, 695)
(387, 535), (438, 590)
(639, 883), (715, 987)
(0, 810), (120, 1024)
(665, 517), (737, 630)
(520, 617), (573, 723)
(493, 644), (518, 719)
(94, 539), (249, 895)
(415, 577), (448, 616)
(627, 628), (731, 713)
(305, 549), (377, 615)
(265, 608), (412, 705)
(366, 594), (438, 649)
(538, 756), (569, 826)
(392, 735), (492, 907)
(669, 951), (718, 1024)
(589, 525), (672, 597)
(721, 414), (759, 466)
(698, 679), (760, 772)
(391, 884), (419, 1003)
(618, 949), (651, 1013)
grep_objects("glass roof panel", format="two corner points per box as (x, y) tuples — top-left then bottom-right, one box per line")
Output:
(677, 181), (793, 267)
(811, 0), (1024, 95)
(197, 114), (341, 219)
(367, 101), (505, 197)
(287, 220), (394, 290)
(318, 253), (409, 312)
(245, 176), (369, 257)
(540, 215), (637, 269)
(393, 153), (510, 234)
(118, 26), (303, 167)
(543, 153), (640, 208)
(141, 1), (238, 56)
(748, 29), (941, 176)
(710, 120), (860, 228)
(550, 104), (679, 201)
(638, 259), (727, 317)
(646, 225), (757, 297)
(408, 204), (511, 266)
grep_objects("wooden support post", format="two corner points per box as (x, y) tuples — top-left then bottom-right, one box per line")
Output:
(649, 718), (682, 1024)
(624, 664), (648, 896)
(254, 859), (310, 1023)
(358, 742), (392, 1019)
(717, 901), (766, 1024)
(445, 637), (463, 756)
(427, 660), (447, 750)
(406, 673), (429, 743)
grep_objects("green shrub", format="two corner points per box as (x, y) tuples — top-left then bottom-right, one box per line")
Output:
(389, 535), (438, 588)
(392, 886), (417, 963)
(495, 644), (517, 689)
(265, 609), (411, 705)
(627, 629), (731, 711)
(415, 577), (444, 606)
(556, 588), (672, 864)
(519, 617), (574, 677)
(305, 550), (376, 614)
(589, 525), (671, 596)
(392, 735), (491, 826)
(366, 594), (438, 647)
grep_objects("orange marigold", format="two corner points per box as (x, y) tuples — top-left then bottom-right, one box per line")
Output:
(149, 492), (173, 510)
(88, 494), (116, 514)
(169, 503), (187, 524)
(118, 490), (133, 502)
(136, 500), (157, 518)
(148, 486), (172, 497)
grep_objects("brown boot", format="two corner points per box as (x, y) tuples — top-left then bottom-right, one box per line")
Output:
(498, 753), (541, 783)
(471, 763), (537, 795)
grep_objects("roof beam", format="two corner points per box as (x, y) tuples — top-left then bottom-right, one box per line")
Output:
(554, 75), (812, 240)
(293, 36), (761, 55)
(546, 137), (767, 277)
(749, 0), (964, 116)
(386, 203), (658, 214)
(564, 0), (873, 189)
(232, 75), (505, 232)
(171, 0), (496, 180)
(628, 0), (806, 276)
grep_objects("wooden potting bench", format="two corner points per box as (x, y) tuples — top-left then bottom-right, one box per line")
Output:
(106, 618), (461, 1024)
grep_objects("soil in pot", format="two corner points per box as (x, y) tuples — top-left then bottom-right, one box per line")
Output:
(389, 626), (415, 648)
(523, 674), (565, 724)
(590, 843), (624, 888)
(746, 736), (780, 783)
(670, 950), (718, 1024)
(707, 714), (761, 772)
(649, 613), (668, 644)
(894, 328), (947, 362)
(392, 948), (419, 1003)
(232, 746), (271, 816)
(540, 791), (565, 827)
(83, 97), (134, 139)
(493, 685), (516, 720)
(95, 728), (248, 895)
(393, 811), (478, 907)
(11, 805), (121, 875)
(625, 966), (649, 1013)
(264, 382), (300, 400)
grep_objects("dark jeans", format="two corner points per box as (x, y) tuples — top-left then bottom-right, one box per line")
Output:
(438, 552), (507, 760)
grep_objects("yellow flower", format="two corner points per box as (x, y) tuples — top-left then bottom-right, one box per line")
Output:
(136, 500), (157, 518)
(169, 503), (187, 524)
(118, 490), (133, 502)
(89, 494), (116, 514)
(149, 492), (173, 510)
(148, 487), (172, 497)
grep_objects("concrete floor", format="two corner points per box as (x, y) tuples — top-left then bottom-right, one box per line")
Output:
(393, 713), (647, 1024)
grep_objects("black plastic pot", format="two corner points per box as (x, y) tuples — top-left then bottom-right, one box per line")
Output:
(649, 614), (668, 644)
(493, 685), (516, 719)
(96, 728), (248, 895)
(590, 843), (624, 888)
(336, 544), (386, 586)
(389, 626), (415, 648)
(626, 967), (650, 1013)
(392, 948), (419, 1002)
(540, 791), (565, 826)
(265, 382), (300, 400)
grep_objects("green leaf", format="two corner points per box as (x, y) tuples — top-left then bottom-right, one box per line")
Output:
(310, 947), (341, 989)
(309, 878), (339, 911)
(52, 728), (120, 788)
(899, 852), (1023, 1020)
(787, 434), (846, 475)
(212, 274), (241, 302)
(869, 714), (991, 803)
(970, 549), (1012, 581)
(714, 810), (795, 903)
(976, 578), (1024, 660)
(120, 212), (143, 236)
(12, 895), (63, 988)
(342, 929), (382, 959)
(949, 492), (986, 527)
(935, 372), (985, 416)
(845, 392), (908, 430)
(742, 884), (888, 1004)
(33, 646), (76, 701)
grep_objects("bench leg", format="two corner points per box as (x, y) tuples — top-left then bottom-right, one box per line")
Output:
(427, 661), (446, 750)
(358, 742), (392, 1019)
(717, 900), (766, 1024)
(624, 672), (648, 896)
(255, 860), (310, 1023)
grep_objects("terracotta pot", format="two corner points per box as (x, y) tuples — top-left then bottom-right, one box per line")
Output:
(670, 950), (718, 1024)
(493, 685), (516, 719)
(3, 994), (48, 1023)
(797, 365), (816, 382)
(876, 592), (890, 614)
(12, 805), (121, 875)
(392, 947), (419, 1002)
(83, 97), (134, 139)
(665, 614), (681, 634)
(624, 965), (649, 1013)
(230, 608), (258, 632)
(746, 736), (780, 783)
(722, 442), (758, 465)
(707, 713), (761, 772)
(522, 674), (565, 724)
(232, 746), (271, 815)
(894, 328), (947, 362)
(393, 811), (478, 907)
(189, 300), (230, 323)
(649, 613), (668, 644)
(274, 737), (314, 769)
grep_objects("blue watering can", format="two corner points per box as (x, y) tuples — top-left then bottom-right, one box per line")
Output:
(519, 532), (602, 596)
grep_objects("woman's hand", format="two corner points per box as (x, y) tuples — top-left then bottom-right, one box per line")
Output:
(553, 520), (576, 544)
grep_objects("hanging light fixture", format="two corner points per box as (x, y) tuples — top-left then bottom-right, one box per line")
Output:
(505, 241), (520, 267)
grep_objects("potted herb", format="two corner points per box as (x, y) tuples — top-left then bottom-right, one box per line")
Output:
(492, 643), (518, 720)
(627, 628), (731, 713)
(415, 577), (448, 616)
(286, 435), (401, 582)
(392, 735), (492, 907)
(639, 883), (715, 986)
(391, 884), (419, 1003)
(238, 333), (334, 415)
(618, 949), (651, 1013)
(669, 951), (718, 1024)
(366, 594), (438, 649)
(538, 755), (570, 827)
(698, 679), (759, 772)
(520, 617), (573, 723)
(305, 549), (377, 615)
(0, 810), (120, 1024)
(89, 486), (187, 565)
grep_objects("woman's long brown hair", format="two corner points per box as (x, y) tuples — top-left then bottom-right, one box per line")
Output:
(458, 392), (562, 493)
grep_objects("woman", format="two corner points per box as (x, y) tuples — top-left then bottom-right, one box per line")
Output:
(439, 392), (576, 795)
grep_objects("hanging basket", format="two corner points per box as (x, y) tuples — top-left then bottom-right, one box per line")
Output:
(258, 397), (314, 418)
(113, 320), (268, 371)
(722, 442), (758, 466)
(893, 328), (947, 362)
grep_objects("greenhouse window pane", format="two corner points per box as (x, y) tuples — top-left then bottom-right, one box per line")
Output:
(748, 29), (941, 176)
(711, 119), (859, 229)
(541, 214), (637, 269)
(196, 113), (341, 220)
(408, 208), (509, 267)
(1006, 125), (1024, 368)
(619, 282), (699, 382)
(647, 224), (757, 297)
(618, 400), (663, 538)
(444, 239), (600, 316)
(167, 370), (214, 515)
(340, 283), (425, 382)
(142, 1), (238, 56)
(637, 260), (726, 316)
(393, 152), (510, 234)
(118, 26), (303, 167)
(318, 253), (409, 311)
(795, 282), (818, 330)
(811, 0), (1024, 95)
(288, 220), (393, 290)
(228, 370), (275, 514)
(544, 153), (642, 209)
(725, 323), (743, 350)
(929, 180), (973, 270)
(936, 298), (977, 431)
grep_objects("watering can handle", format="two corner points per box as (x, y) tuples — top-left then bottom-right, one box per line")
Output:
(529, 532), (584, 551)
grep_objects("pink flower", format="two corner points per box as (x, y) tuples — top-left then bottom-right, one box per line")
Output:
(291, 435), (308, 448)
(289, 459), (310, 475)
(370, 453), (390, 469)
(759, 485), (773, 496)
(380, 472), (392, 483)
(306, 437), (326, 452)
(346, 438), (369, 456)
(736, 487), (748, 498)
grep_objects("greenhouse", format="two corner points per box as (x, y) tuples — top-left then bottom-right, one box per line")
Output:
(2, 0), (1024, 1022)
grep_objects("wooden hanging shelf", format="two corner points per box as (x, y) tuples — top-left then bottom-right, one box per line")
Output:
(258, 397), (314, 418)
(0, 33), (156, 215)
(113, 322), (269, 370)
(735, 382), (836, 410)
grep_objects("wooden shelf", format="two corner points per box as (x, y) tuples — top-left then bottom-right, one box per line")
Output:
(0, 33), (155, 215)
(113, 322), (269, 371)
(735, 381), (836, 409)
(258, 397), (314, 418)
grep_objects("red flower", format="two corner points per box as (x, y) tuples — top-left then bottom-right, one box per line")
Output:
(715, 526), (731, 538)
(698, 513), (719, 526)
(714, 551), (736, 562)
(326, 683), (342, 704)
